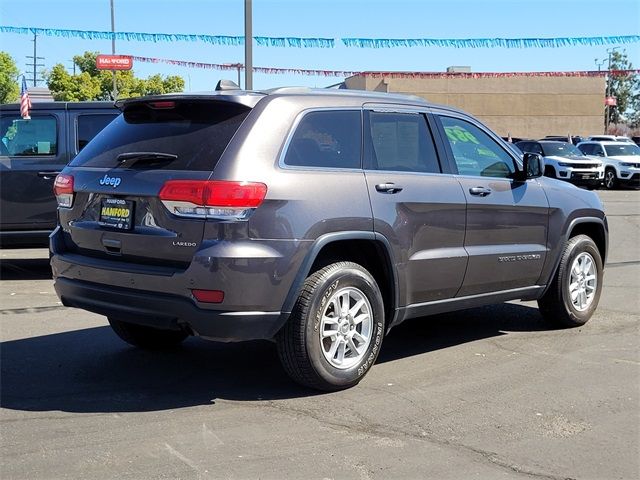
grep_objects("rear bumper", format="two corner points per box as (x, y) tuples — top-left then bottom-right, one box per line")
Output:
(54, 277), (284, 342)
(49, 226), (307, 341)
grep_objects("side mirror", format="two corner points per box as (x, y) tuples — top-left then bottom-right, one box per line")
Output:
(516, 152), (544, 181)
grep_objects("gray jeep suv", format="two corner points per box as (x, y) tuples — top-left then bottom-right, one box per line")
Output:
(51, 87), (607, 391)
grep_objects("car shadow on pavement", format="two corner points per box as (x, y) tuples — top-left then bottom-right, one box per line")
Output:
(1, 303), (554, 413)
(378, 302), (551, 364)
(0, 258), (52, 281)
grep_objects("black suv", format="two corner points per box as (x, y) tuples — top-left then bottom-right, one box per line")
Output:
(1, 101), (118, 247)
(51, 88), (607, 390)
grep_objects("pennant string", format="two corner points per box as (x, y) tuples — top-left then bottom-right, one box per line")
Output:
(131, 55), (640, 78)
(1, 26), (638, 49)
(340, 35), (640, 49)
(0, 25), (334, 48)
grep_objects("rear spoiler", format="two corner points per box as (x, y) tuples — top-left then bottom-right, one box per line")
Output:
(115, 92), (265, 111)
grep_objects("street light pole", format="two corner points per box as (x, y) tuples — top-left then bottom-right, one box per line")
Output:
(110, 0), (117, 99)
(244, 0), (252, 90)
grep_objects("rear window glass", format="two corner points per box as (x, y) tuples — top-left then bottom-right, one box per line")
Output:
(0, 115), (57, 156)
(77, 114), (118, 152)
(70, 101), (250, 170)
(283, 110), (361, 168)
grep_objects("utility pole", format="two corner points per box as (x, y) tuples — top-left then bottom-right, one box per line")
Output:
(69, 59), (76, 75)
(595, 58), (607, 133)
(26, 34), (45, 87)
(110, 0), (118, 99)
(244, 0), (252, 90)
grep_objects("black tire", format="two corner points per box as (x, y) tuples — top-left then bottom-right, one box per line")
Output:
(538, 235), (603, 328)
(277, 262), (385, 391)
(108, 317), (188, 350)
(604, 168), (618, 190)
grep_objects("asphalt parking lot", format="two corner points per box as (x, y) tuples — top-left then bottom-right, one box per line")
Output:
(1, 189), (638, 480)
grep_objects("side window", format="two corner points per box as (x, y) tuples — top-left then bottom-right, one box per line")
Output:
(579, 144), (594, 155)
(283, 110), (361, 168)
(365, 111), (440, 173)
(516, 142), (532, 153)
(529, 143), (543, 155)
(595, 145), (605, 156)
(439, 116), (515, 178)
(77, 114), (118, 152)
(0, 115), (57, 156)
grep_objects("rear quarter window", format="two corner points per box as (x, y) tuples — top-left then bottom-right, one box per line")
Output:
(76, 114), (118, 152)
(70, 101), (251, 171)
(283, 110), (361, 169)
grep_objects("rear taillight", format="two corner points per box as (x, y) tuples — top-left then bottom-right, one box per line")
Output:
(158, 180), (267, 220)
(53, 174), (74, 208)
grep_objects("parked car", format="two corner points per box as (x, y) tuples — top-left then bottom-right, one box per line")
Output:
(577, 140), (640, 189)
(500, 136), (528, 144)
(587, 135), (634, 143)
(0, 101), (118, 247)
(542, 135), (587, 146)
(515, 140), (603, 188)
(51, 87), (607, 391)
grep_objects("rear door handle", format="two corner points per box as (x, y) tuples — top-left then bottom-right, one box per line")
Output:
(375, 183), (403, 194)
(469, 186), (492, 197)
(37, 171), (61, 180)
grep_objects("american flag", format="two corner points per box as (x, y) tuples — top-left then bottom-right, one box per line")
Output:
(20, 77), (31, 120)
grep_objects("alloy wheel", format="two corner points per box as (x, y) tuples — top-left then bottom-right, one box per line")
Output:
(319, 287), (373, 369)
(568, 252), (597, 311)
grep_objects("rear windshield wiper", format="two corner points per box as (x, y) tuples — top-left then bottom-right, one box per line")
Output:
(116, 152), (178, 165)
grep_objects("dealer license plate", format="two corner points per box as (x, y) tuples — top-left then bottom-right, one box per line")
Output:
(99, 198), (134, 230)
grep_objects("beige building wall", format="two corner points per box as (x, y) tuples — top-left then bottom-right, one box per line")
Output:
(344, 74), (605, 139)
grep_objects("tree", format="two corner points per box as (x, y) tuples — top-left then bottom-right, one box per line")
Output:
(46, 64), (101, 101)
(606, 50), (640, 128)
(628, 93), (640, 129)
(46, 51), (185, 101)
(0, 52), (20, 104)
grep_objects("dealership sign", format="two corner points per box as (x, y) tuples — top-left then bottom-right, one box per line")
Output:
(604, 96), (617, 106)
(96, 55), (133, 70)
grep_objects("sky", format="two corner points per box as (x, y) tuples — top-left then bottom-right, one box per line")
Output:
(1, 0), (639, 92)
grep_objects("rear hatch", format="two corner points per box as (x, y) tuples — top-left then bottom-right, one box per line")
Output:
(57, 96), (254, 269)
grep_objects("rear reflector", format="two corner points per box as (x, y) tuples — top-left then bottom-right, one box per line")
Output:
(53, 174), (74, 208)
(158, 180), (267, 220)
(192, 289), (224, 303)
